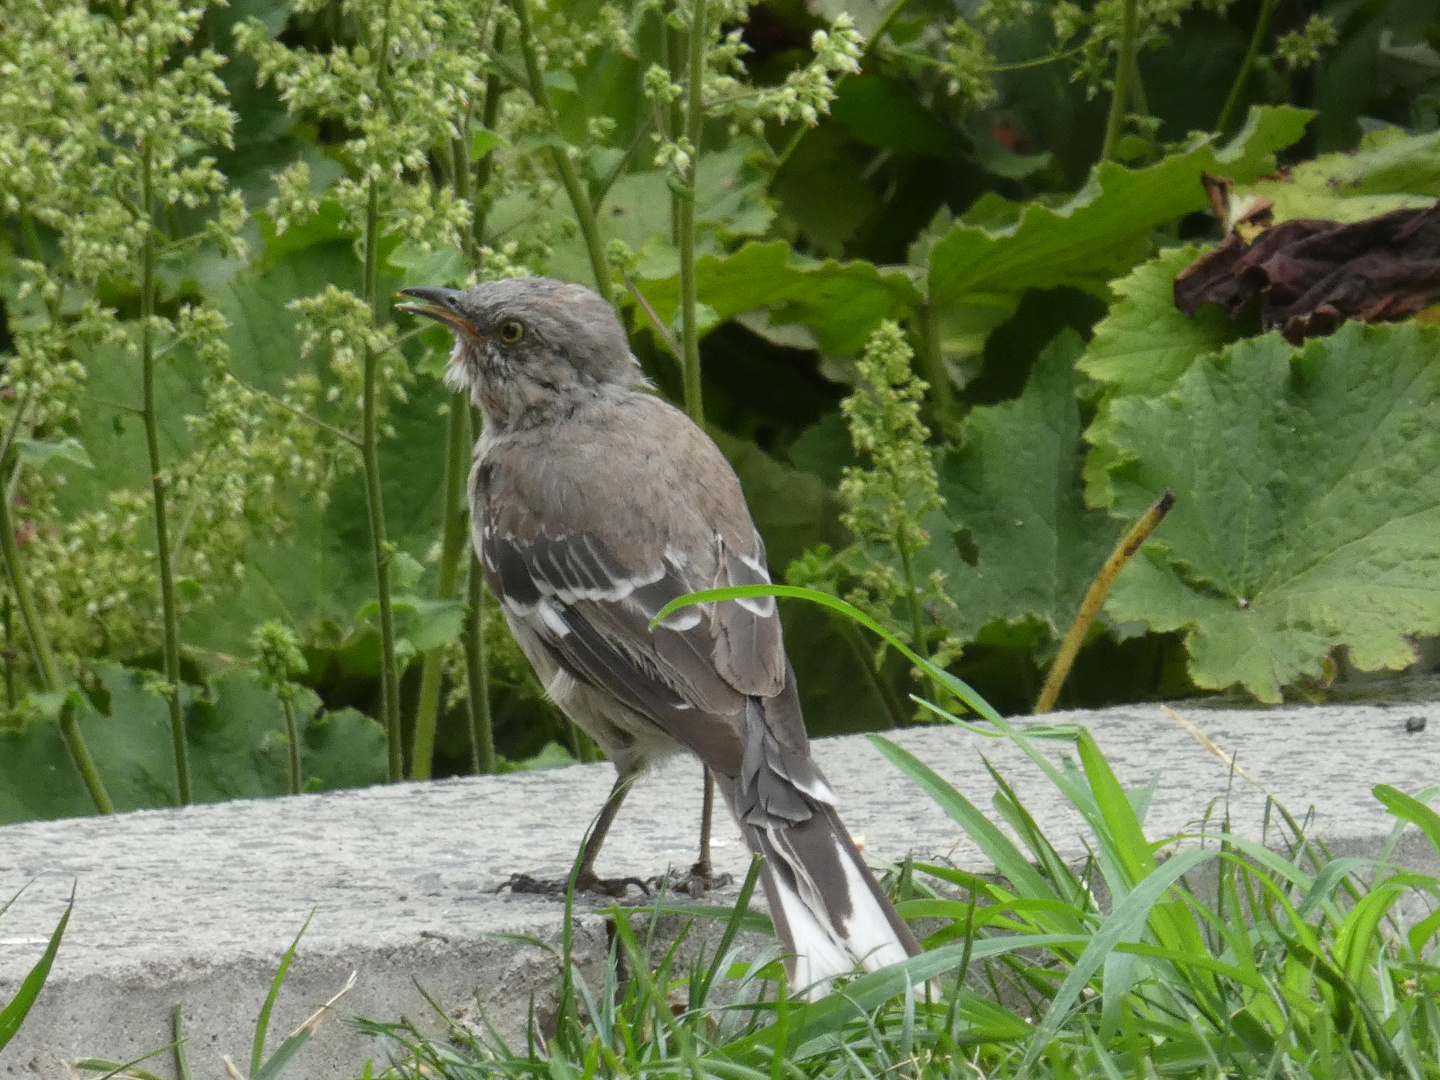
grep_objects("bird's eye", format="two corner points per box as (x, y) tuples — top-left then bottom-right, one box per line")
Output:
(499, 320), (524, 344)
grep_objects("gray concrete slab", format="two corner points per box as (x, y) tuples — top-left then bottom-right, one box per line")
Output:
(0, 701), (1436, 1078)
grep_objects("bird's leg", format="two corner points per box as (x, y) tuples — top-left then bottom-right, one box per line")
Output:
(572, 772), (644, 893)
(665, 765), (732, 897)
(695, 766), (715, 879)
(504, 773), (648, 898)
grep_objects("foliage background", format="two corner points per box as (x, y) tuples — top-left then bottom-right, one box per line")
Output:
(1, 0), (1439, 821)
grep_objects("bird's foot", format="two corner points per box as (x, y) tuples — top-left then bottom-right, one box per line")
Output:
(500, 871), (650, 899)
(658, 860), (733, 898)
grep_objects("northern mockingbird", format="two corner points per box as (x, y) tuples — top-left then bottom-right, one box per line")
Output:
(398, 277), (922, 997)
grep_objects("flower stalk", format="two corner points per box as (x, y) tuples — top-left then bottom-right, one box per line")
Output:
(409, 397), (471, 779)
(0, 461), (113, 814)
(140, 141), (192, 807)
(1100, 0), (1140, 162)
(509, 0), (612, 301)
(1215, 0), (1279, 135)
(361, 176), (404, 784)
(676, 0), (710, 422)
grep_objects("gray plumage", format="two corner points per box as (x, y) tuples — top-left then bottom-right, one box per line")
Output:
(398, 276), (922, 998)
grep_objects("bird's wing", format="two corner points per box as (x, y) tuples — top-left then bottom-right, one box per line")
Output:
(475, 394), (827, 814)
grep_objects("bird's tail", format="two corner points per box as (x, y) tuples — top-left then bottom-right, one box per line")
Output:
(740, 806), (923, 1000)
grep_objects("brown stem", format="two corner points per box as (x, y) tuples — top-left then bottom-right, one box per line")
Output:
(1035, 490), (1175, 713)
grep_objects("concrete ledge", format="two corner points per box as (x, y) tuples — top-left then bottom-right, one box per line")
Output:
(1, 701), (1437, 1077)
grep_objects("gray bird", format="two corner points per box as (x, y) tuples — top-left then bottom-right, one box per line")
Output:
(398, 276), (922, 998)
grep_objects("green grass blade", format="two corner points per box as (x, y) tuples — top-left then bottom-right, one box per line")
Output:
(650, 585), (1001, 722)
(727, 935), (1084, 1061)
(1076, 729), (1153, 887)
(0, 884), (72, 1050)
(694, 853), (763, 1006)
(1374, 784), (1440, 858)
(1019, 847), (1215, 1075)
(869, 735), (1060, 906)
(74, 1059), (171, 1080)
(252, 908), (315, 1075)
(251, 972), (356, 1080)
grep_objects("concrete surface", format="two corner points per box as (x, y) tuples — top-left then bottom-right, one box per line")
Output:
(0, 700), (1436, 1078)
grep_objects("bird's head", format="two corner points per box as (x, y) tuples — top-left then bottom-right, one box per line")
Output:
(396, 277), (641, 430)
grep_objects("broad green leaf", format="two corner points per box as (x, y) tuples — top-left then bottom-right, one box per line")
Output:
(601, 145), (775, 254)
(176, 242), (451, 654)
(1246, 125), (1440, 224)
(930, 332), (1119, 644)
(0, 665), (386, 822)
(1077, 245), (1243, 399)
(1079, 245), (1246, 507)
(711, 429), (844, 572)
(633, 240), (923, 355)
(925, 107), (1311, 314)
(827, 76), (954, 156)
(1099, 321), (1440, 702)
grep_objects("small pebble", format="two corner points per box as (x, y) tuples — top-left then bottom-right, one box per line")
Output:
(1405, 716), (1427, 734)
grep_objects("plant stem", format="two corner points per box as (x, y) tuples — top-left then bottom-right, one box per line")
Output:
(281, 694), (302, 795)
(838, 617), (907, 730)
(409, 399), (470, 779)
(675, 0), (719, 864)
(361, 177), (403, 784)
(454, 41), (506, 778)
(140, 141), (191, 806)
(918, 300), (954, 433)
(58, 694), (113, 818)
(473, 24), (506, 249)
(172, 1003), (192, 1080)
(1099, 0), (1139, 162)
(1036, 490), (1174, 713)
(2, 593), (14, 709)
(677, 0), (710, 423)
(1215, 0), (1278, 136)
(892, 522), (936, 721)
(463, 545), (496, 774)
(0, 467), (113, 814)
(509, 0), (612, 301)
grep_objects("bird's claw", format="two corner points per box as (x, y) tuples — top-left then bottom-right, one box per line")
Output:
(658, 860), (733, 898)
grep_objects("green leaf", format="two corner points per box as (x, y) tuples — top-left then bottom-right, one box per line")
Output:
(869, 735), (1062, 907)
(1099, 321), (1440, 702)
(1373, 784), (1440, 858)
(469, 128), (505, 162)
(1245, 125), (1440, 224)
(710, 429), (844, 572)
(386, 242), (467, 288)
(925, 107), (1311, 313)
(1020, 848), (1216, 1073)
(0, 665), (386, 822)
(1078, 245), (1246, 508)
(1077, 245), (1244, 399)
(397, 596), (466, 653)
(930, 332), (1119, 644)
(299, 706), (388, 792)
(632, 240), (923, 355)
(828, 76), (954, 156)
(0, 886), (71, 1049)
(13, 437), (93, 471)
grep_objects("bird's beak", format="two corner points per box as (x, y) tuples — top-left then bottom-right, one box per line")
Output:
(395, 286), (482, 337)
